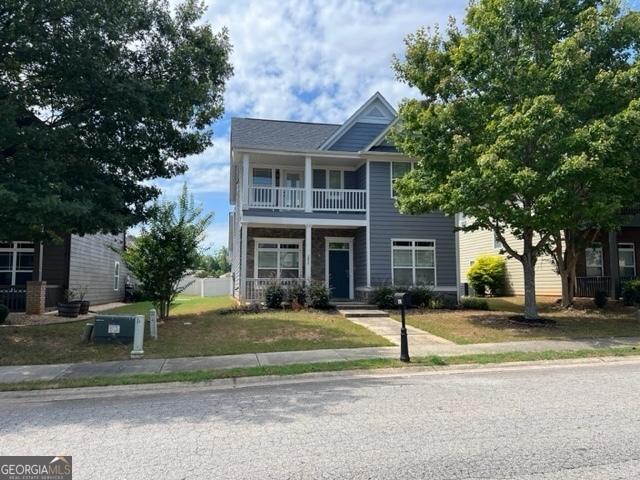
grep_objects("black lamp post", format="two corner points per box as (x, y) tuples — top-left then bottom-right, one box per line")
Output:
(394, 292), (410, 362)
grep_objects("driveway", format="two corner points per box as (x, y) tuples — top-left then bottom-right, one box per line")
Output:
(1, 358), (640, 479)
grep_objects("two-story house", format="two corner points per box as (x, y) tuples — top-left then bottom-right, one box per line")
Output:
(228, 93), (458, 303)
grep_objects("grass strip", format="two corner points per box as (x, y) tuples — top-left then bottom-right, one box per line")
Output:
(1, 346), (639, 392)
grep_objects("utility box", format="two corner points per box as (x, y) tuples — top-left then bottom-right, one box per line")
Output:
(93, 315), (137, 344)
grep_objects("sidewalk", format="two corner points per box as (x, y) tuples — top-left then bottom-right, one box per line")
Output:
(1, 336), (639, 384)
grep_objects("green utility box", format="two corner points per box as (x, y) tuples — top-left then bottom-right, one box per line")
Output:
(93, 315), (137, 344)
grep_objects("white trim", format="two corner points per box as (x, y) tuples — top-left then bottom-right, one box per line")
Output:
(325, 169), (344, 189)
(304, 156), (312, 213)
(390, 238), (437, 287)
(242, 216), (367, 227)
(454, 214), (461, 302)
(234, 147), (362, 159)
(325, 236), (355, 299)
(365, 160), (371, 287)
(0, 241), (35, 286)
(253, 238), (304, 279)
(363, 117), (399, 152)
(305, 225), (312, 282)
(585, 244), (604, 277)
(240, 224), (248, 298)
(618, 242), (636, 278)
(113, 261), (120, 291)
(319, 92), (397, 150)
(241, 154), (249, 208)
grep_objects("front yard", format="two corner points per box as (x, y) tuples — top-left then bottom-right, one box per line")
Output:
(395, 296), (640, 344)
(0, 296), (391, 366)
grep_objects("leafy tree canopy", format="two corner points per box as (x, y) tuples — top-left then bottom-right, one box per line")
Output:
(0, 0), (232, 241)
(392, 0), (640, 318)
(196, 247), (230, 278)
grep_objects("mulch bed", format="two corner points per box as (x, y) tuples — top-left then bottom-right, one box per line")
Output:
(508, 315), (557, 327)
(2, 312), (94, 327)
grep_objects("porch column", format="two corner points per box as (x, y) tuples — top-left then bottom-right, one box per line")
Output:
(240, 224), (248, 299)
(305, 225), (312, 284)
(242, 153), (249, 209)
(304, 156), (312, 212)
(608, 230), (619, 298)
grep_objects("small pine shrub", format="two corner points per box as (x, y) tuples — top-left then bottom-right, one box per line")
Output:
(460, 297), (489, 310)
(263, 283), (284, 309)
(622, 279), (640, 306)
(593, 290), (608, 309)
(0, 304), (8, 324)
(286, 283), (307, 306)
(467, 254), (507, 296)
(372, 285), (396, 309)
(307, 281), (330, 309)
(408, 286), (433, 308)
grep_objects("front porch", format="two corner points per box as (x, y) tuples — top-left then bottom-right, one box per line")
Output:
(240, 225), (367, 303)
(574, 227), (640, 298)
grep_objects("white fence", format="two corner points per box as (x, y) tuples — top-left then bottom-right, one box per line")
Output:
(179, 275), (232, 297)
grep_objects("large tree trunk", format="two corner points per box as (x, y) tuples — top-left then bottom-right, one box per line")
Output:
(521, 230), (539, 320)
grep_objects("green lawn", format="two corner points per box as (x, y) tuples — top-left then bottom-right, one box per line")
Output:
(395, 296), (640, 344)
(0, 296), (391, 366)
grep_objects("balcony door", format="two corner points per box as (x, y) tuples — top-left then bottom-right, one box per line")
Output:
(281, 170), (303, 209)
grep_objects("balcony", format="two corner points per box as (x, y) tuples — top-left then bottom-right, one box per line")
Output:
(247, 186), (366, 213)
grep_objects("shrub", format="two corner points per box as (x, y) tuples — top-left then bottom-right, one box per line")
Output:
(460, 296), (489, 310)
(286, 283), (307, 306)
(593, 290), (608, 309)
(467, 254), (507, 296)
(263, 283), (284, 309)
(307, 281), (330, 309)
(429, 294), (459, 310)
(372, 285), (396, 309)
(408, 286), (433, 308)
(622, 279), (640, 306)
(0, 304), (8, 324)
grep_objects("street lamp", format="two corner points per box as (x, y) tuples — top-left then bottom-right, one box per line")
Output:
(394, 292), (410, 363)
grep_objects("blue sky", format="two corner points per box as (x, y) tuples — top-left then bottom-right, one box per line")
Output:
(155, 0), (639, 251)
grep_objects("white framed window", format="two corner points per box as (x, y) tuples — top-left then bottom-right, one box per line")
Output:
(391, 161), (413, 198)
(493, 232), (503, 250)
(254, 238), (303, 279)
(0, 242), (34, 286)
(391, 239), (436, 286)
(251, 168), (274, 187)
(618, 243), (636, 279)
(113, 261), (120, 290)
(585, 244), (604, 277)
(326, 170), (344, 189)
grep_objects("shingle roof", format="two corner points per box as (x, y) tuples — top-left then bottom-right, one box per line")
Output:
(231, 118), (340, 151)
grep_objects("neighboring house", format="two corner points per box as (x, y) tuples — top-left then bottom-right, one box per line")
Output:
(457, 213), (640, 298)
(228, 92), (458, 303)
(0, 234), (129, 311)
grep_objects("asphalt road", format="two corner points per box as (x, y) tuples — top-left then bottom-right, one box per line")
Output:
(2, 359), (640, 479)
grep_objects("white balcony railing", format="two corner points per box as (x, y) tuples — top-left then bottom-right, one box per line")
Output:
(313, 188), (366, 212)
(248, 186), (305, 210)
(245, 278), (306, 302)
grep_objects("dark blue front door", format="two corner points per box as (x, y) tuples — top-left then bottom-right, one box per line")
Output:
(329, 250), (350, 299)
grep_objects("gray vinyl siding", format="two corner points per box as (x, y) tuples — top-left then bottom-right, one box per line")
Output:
(329, 122), (389, 151)
(344, 171), (357, 189)
(354, 227), (367, 287)
(37, 240), (68, 287)
(356, 164), (366, 189)
(368, 161), (457, 287)
(243, 209), (365, 221)
(68, 234), (129, 305)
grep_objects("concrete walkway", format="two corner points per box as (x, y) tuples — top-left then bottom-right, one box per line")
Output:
(1, 336), (639, 384)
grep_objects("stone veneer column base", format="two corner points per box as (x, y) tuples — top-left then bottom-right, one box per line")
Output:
(26, 281), (47, 315)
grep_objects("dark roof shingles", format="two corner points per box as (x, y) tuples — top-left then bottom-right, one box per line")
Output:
(231, 118), (339, 151)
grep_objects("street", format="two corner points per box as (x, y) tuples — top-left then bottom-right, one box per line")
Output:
(2, 359), (640, 479)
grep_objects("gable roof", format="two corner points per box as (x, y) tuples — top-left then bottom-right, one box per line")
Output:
(231, 118), (339, 151)
(363, 117), (399, 153)
(318, 92), (397, 151)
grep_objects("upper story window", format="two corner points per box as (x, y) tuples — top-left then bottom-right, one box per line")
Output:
(327, 170), (343, 189)
(585, 244), (604, 277)
(113, 261), (120, 290)
(0, 242), (35, 286)
(252, 168), (273, 187)
(255, 239), (303, 279)
(391, 161), (413, 198)
(618, 243), (636, 279)
(392, 239), (436, 286)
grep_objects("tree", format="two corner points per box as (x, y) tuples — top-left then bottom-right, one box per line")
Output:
(0, 0), (232, 242)
(196, 247), (231, 277)
(392, 0), (640, 320)
(122, 185), (211, 319)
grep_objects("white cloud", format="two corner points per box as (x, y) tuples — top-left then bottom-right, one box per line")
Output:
(202, 223), (229, 251)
